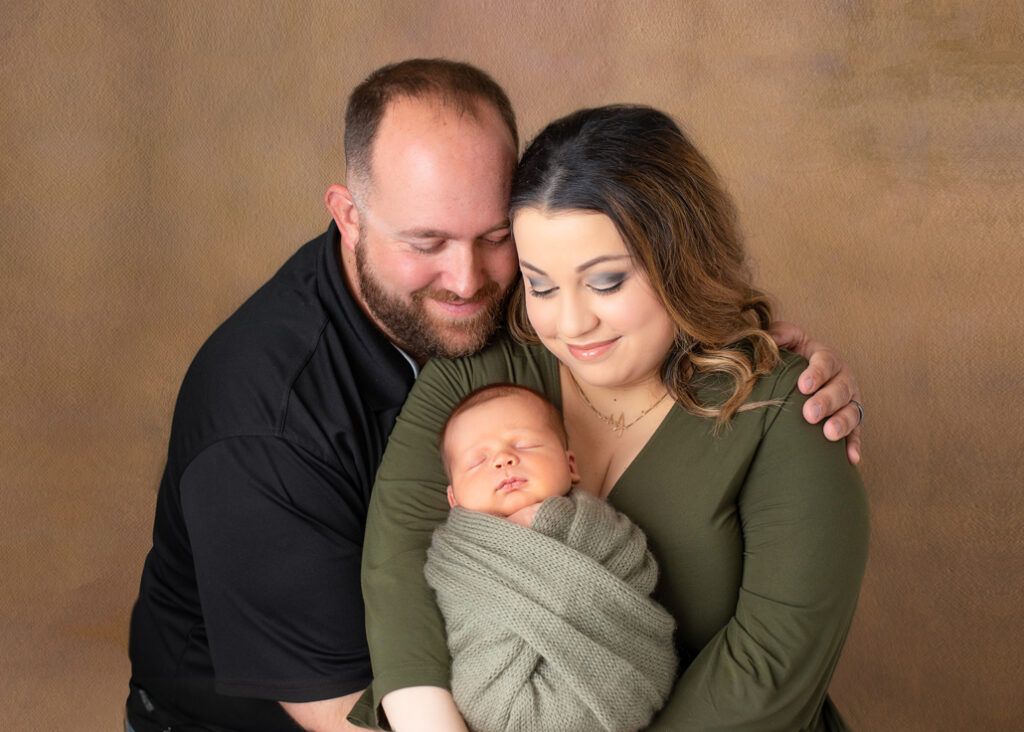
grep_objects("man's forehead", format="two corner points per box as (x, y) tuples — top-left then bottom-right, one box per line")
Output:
(360, 96), (516, 238)
(383, 93), (481, 127)
(372, 96), (515, 166)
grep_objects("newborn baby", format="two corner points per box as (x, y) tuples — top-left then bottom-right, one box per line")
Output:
(426, 383), (677, 732)
(440, 382), (579, 526)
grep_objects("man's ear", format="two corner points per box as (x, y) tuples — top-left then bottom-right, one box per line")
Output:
(446, 485), (458, 508)
(566, 451), (581, 484)
(324, 184), (360, 254)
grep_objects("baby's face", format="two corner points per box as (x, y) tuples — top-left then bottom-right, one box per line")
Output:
(445, 394), (579, 518)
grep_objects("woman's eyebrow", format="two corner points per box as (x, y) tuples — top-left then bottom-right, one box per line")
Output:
(519, 261), (548, 276)
(520, 255), (631, 276)
(575, 254), (631, 272)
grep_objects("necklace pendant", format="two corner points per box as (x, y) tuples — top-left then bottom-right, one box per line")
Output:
(567, 367), (669, 437)
(609, 412), (627, 436)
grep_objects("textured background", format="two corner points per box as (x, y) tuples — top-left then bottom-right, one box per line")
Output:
(2, 1), (1022, 729)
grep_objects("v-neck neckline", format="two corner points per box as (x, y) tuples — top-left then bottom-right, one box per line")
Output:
(543, 348), (680, 502)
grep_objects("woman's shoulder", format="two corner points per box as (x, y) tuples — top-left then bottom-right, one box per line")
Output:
(751, 348), (808, 402)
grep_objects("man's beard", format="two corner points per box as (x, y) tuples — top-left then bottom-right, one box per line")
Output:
(355, 242), (507, 362)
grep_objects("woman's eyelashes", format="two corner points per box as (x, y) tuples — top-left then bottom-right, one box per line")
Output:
(525, 272), (629, 297)
(525, 276), (556, 298)
(587, 272), (628, 293)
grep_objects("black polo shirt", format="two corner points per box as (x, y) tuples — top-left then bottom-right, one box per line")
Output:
(128, 223), (416, 731)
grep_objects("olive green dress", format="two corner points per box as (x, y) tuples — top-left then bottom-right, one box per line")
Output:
(356, 337), (869, 731)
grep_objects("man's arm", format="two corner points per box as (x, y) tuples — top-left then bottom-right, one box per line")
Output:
(282, 691), (365, 732)
(181, 437), (373, 717)
(769, 321), (864, 464)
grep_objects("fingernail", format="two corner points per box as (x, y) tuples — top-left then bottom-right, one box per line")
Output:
(801, 376), (814, 392)
(811, 403), (822, 421)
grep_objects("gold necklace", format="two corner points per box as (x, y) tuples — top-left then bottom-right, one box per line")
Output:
(568, 370), (670, 437)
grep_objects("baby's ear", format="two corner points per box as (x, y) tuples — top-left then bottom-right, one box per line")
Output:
(566, 451), (581, 484)
(446, 485), (458, 508)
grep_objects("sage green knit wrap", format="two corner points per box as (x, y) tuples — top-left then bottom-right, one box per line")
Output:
(424, 489), (677, 732)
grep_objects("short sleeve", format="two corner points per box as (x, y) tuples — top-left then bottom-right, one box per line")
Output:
(181, 435), (372, 702)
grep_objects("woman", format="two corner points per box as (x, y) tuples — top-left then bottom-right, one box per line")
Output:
(360, 105), (869, 730)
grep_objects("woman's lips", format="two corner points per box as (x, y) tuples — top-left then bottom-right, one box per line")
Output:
(566, 338), (619, 361)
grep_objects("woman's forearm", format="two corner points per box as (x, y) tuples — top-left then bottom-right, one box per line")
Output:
(382, 687), (468, 732)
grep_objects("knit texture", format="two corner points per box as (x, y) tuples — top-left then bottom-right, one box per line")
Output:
(424, 489), (677, 732)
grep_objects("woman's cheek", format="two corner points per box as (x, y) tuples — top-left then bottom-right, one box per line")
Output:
(525, 298), (556, 338)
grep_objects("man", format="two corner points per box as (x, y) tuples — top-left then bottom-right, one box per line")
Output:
(127, 59), (863, 732)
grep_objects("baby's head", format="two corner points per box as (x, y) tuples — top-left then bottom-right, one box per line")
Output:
(440, 384), (580, 518)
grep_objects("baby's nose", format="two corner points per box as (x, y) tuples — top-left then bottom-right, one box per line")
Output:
(494, 451), (518, 468)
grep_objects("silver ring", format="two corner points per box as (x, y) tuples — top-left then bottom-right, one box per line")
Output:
(851, 399), (863, 426)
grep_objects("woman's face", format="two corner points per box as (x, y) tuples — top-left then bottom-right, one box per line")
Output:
(513, 208), (676, 390)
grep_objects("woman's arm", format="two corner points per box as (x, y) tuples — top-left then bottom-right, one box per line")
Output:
(769, 320), (864, 464)
(381, 688), (468, 732)
(649, 359), (870, 730)
(358, 356), (481, 729)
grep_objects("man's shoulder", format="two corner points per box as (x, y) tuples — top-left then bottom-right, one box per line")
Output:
(168, 224), (415, 469)
(170, 230), (351, 450)
(183, 235), (329, 415)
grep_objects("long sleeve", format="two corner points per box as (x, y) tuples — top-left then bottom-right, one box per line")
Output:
(358, 340), (560, 727)
(644, 357), (869, 731)
(357, 342), (868, 731)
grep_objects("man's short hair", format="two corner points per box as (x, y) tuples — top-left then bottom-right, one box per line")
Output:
(439, 384), (568, 477)
(344, 58), (518, 193)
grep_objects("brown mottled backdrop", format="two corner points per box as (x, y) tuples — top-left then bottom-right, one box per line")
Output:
(2, 1), (1021, 729)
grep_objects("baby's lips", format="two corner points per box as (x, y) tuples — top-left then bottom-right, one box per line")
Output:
(496, 477), (526, 492)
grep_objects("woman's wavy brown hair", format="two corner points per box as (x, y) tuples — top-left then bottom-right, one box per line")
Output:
(508, 105), (780, 424)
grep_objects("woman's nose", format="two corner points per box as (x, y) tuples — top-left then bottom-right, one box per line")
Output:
(558, 292), (598, 338)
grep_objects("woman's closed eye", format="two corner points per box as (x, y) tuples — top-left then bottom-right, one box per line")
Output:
(525, 276), (557, 298)
(586, 272), (628, 294)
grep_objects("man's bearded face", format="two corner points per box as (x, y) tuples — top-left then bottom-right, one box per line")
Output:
(355, 238), (509, 362)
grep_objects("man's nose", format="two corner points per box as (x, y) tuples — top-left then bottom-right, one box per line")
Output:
(440, 242), (486, 299)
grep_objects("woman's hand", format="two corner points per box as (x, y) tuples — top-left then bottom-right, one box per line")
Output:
(769, 321), (864, 464)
